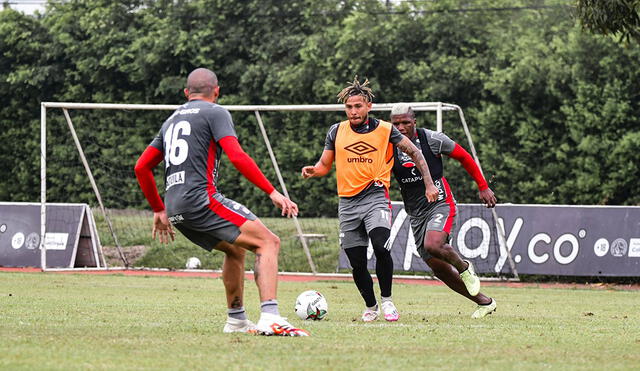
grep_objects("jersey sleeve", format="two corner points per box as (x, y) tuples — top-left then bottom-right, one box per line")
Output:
(134, 146), (165, 212)
(425, 129), (456, 156)
(149, 130), (164, 151)
(218, 136), (276, 195)
(448, 143), (489, 191)
(323, 123), (340, 150)
(389, 125), (404, 144)
(207, 106), (238, 142)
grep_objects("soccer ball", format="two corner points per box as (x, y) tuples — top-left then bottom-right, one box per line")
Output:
(185, 257), (201, 269)
(294, 290), (328, 320)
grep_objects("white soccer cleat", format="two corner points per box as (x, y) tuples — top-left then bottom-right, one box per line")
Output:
(362, 306), (380, 322)
(254, 313), (310, 336)
(223, 317), (256, 333)
(471, 299), (497, 319)
(460, 260), (481, 296)
(381, 301), (399, 322)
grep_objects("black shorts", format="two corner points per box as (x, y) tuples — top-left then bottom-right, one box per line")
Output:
(169, 194), (257, 251)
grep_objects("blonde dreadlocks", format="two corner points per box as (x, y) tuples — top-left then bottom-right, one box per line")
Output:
(336, 76), (375, 103)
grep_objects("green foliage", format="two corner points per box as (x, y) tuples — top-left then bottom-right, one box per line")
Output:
(576, 0), (640, 44)
(1, 0), (639, 211)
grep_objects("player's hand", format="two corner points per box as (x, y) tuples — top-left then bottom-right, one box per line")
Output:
(152, 210), (175, 244)
(425, 184), (439, 202)
(301, 166), (316, 179)
(479, 188), (497, 208)
(269, 190), (299, 218)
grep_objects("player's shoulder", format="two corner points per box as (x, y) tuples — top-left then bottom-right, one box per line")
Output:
(422, 128), (453, 142)
(190, 101), (227, 114)
(328, 122), (341, 132)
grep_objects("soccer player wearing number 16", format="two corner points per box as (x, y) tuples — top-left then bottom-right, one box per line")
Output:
(390, 103), (497, 318)
(134, 68), (309, 336)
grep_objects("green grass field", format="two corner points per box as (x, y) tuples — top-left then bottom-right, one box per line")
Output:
(98, 212), (341, 272)
(1, 272), (639, 370)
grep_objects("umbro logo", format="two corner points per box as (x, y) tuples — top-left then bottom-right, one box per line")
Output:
(344, 141), (377, 156)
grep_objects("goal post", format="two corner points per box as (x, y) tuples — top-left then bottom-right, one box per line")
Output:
(40, 101), (517, 278)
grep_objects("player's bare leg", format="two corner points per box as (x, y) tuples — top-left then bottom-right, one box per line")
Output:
(425, 257), (496, 318)
(215, 241), (247, 309)
(425, 257), (490, 304)
(424, 231), (467, 272)
(233, 218), (309, 336)
(233, 218), (280, 301)
(215, 241), (255, 333)
(424, 230), (481, 295)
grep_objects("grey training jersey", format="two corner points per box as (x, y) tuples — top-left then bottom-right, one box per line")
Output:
(149, 100), (237, 216)
(395, 129), (456, 216)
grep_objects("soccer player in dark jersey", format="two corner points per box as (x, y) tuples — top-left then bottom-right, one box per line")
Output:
(134, 68), (309, 336)
(390, 103), (497, 318)
(301, 77), (439, 322)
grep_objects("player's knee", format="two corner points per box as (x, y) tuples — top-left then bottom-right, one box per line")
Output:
(372, 244), (391, 259)
(424, 241), (441, 255)
(369, 227), (391, 254)
(424, 235), (447, 255)
(345, 248), (367, 271)
(226, 245), (246, 260)
(264, 232), (280, 252)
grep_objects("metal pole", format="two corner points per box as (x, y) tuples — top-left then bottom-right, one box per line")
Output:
(62, 109), (129, 267)
(455, 108), (519, 279)
(436, 102), (443, 132)
(253, 111), (317, 275)
(40, 104), (47, 271)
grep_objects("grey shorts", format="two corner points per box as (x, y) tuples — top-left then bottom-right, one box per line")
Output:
(170, 194), (257, 251)
(338, 188), (391, 249)
(410, 201), (457, 261)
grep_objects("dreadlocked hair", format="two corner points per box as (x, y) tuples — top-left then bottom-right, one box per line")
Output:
(336, 75), (375, 103)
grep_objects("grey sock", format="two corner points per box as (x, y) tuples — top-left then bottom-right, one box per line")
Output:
(227, 307), (247, 320)
(260, 299), (279, 316)
(381, 296), (392, 303)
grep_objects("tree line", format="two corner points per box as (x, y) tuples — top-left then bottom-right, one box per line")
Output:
(1, 0), (639, 217)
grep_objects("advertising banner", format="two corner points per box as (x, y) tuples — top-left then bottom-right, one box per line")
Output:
(0, 202), (103, 268)
(338, 203), (640, 277)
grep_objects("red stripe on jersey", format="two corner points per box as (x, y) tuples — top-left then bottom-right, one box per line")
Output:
(206, 139), (218, 197)
(205, 139), (248, 227)
(207, 197), (249, 227)
(441, 177), (457, 234)
(383, 184), (392, 210)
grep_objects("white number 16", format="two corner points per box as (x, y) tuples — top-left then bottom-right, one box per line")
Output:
(164, 120), (191, 167)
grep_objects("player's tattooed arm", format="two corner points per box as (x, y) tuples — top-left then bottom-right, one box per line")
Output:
(396, 136), (440, 202)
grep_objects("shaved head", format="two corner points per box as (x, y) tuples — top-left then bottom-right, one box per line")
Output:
(186, 68), (218, 96)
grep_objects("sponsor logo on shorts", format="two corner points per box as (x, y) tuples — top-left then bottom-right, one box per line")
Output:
(168, 214), (184, 224)
(166, 171), (185, 190)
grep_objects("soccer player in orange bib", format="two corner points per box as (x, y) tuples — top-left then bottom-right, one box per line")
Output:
(302, 77), (439, 322)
